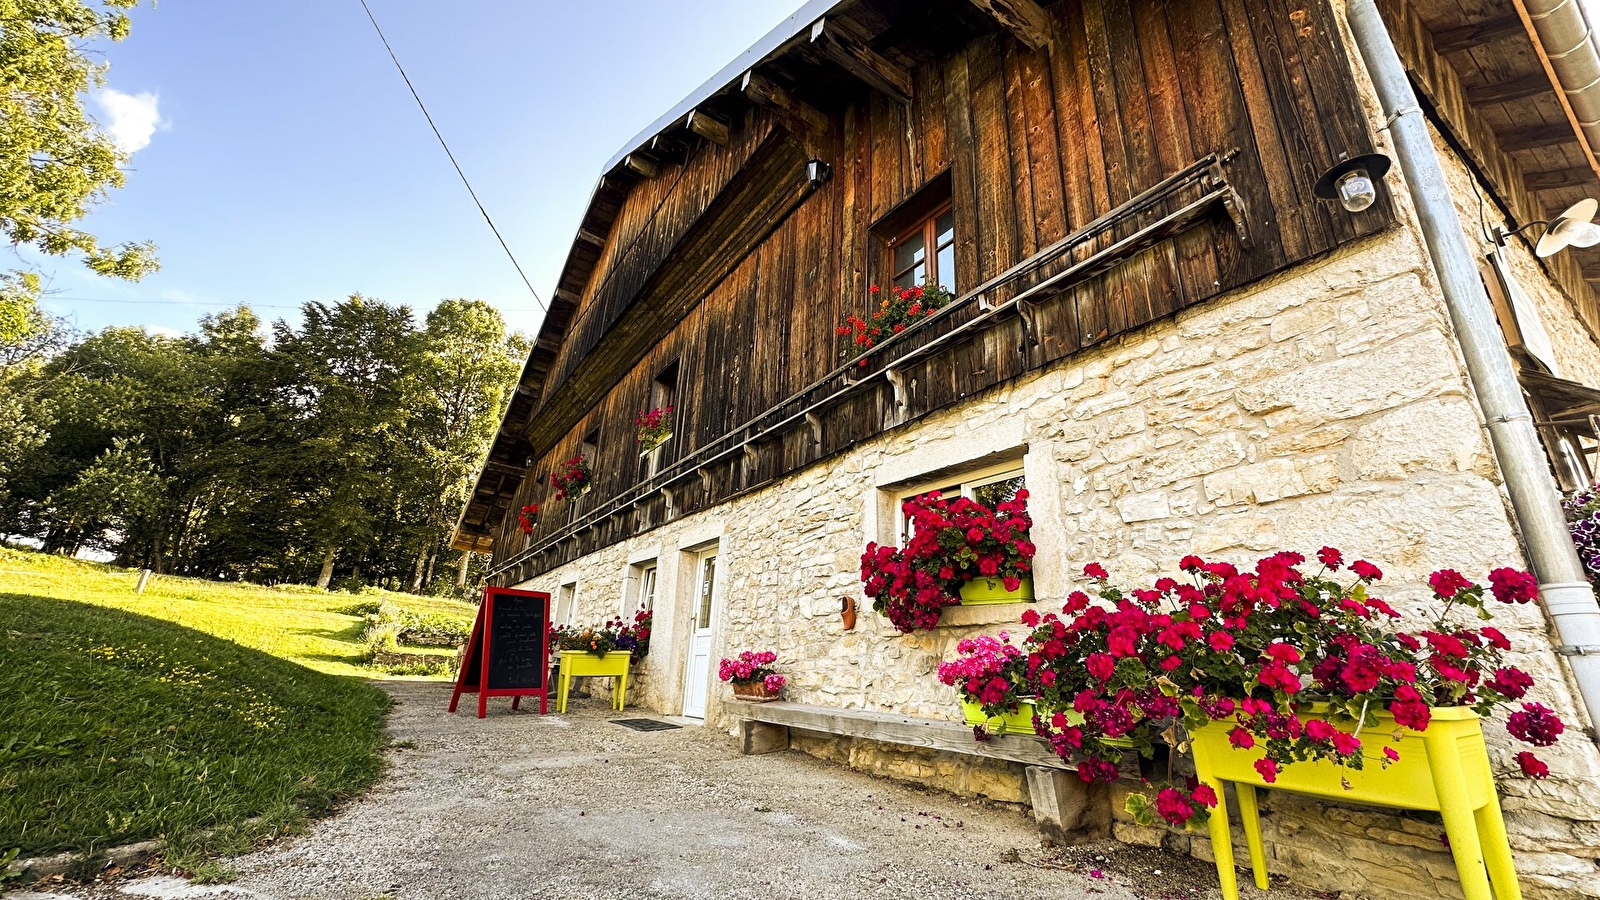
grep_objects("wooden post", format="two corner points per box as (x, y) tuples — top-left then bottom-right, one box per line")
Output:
(457, 551), (473, 588)
(135, 569), (153, 594)
(740, 720), (791, 755)
(1025, 766), (1110, 843)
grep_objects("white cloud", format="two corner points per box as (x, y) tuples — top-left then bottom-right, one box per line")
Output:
(95, 88), (163, 154)
(141, 324), (185, 339)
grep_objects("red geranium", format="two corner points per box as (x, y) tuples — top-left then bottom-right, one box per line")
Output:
(550, 454), (592, 502)
(860, 490), (1035, 633)
(1514, 751), (1550, 779)
(838, 283), (955, 363)
(989, 550), (1562, 830)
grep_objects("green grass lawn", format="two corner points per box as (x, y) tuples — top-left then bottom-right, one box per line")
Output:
(0, 549), (477, 865)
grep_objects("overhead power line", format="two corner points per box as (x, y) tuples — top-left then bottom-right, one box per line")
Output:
(355, 0), (547, 315)
(43, 296), (547, 313)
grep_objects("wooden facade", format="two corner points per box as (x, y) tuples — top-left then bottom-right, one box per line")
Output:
(456, 0), (1402, 580)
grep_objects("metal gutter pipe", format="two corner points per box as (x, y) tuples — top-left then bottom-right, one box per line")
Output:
(1346, 0), (1600, 738)
(1519, 0), (1600, 179)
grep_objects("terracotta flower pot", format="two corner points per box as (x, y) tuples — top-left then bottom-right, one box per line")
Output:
(732, 681), (780, 702)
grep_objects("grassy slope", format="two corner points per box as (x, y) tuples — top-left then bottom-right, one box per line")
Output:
(0, 549), (475, 676)
(0, 549), (476, 859)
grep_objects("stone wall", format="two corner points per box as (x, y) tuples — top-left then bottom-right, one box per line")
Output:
(516, 209), (1600, 897)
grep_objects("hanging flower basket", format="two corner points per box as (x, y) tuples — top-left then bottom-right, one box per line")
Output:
(959, 575), (1035, 605)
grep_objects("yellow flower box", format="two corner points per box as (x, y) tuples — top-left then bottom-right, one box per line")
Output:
(556, 650), (632, 713)
(961, 699), (1037, 734)
(1190, 706), (1520, 900)
(958, 575), (1034, 605)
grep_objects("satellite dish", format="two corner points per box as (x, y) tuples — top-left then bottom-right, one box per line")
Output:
(1536, 198), (1600, 257)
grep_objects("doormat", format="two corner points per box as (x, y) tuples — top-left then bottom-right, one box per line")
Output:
(611, 718), (682, 733)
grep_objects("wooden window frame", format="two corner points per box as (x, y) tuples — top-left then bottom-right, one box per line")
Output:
(621, 560), (658, 617)
(893, 458), (1026, 546)
(871, 169), (957, 293)
(643, 361), (680, 480)
(886, 200), (956, 291)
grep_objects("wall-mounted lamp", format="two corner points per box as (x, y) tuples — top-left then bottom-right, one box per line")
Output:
(1533, 199), (1600, 258)
(806, 159), (832, 190)
(1314, 152), (1391, 213)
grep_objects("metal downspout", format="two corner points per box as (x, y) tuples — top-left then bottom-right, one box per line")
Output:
(1346, 0), (1600, 738)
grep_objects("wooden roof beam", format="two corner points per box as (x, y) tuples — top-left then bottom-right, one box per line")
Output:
(1526, 166), (1595, 191)
(741, 70), (829, 138)
(1499, 122), (1580, 151)
(1467, 73), (1553, 105)
(687, 109), (730, 146)
(1432, 14), (1525, 54)
(576, 228), (608, 248)
(809, 17), (913, 105)
(622, 153), (659, 179)
(965, 0), (1053, 50)
(650, 131), (690, 163)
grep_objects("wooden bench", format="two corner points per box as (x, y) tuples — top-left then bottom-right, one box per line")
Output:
(725, 699), (1106, 841)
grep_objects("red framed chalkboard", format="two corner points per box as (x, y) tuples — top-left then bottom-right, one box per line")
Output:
(448, 586), (551, 718)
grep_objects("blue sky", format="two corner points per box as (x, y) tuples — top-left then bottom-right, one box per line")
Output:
(32, 0), (802, 338)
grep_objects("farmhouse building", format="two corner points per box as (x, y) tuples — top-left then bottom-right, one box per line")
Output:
(455, 0), (1600, 895)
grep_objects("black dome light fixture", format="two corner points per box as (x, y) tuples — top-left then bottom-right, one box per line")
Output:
(1314, 152), (1392, 213)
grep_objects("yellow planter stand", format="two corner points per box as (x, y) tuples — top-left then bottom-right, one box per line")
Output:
(1191, 707), (1519, 900)
(556, 651), (632, 714)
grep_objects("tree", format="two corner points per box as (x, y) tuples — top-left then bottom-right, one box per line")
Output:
(0, 0), (157, 280)
(274, 295), (419, 588)
(396, 300), (526, 590)
(0, 0), (159, 356)
(0, 293), (526, 592)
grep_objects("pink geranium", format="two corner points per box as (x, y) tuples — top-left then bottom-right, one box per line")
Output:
(718, 650), (781, 685)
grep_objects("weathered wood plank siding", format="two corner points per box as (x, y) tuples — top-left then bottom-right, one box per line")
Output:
(493, 0), (1394, 572)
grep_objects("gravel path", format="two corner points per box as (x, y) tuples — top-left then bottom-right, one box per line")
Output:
(18, 682), (1297, 900)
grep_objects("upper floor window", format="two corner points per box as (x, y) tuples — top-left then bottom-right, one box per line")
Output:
(875, 170), (957, 294)
(641, 361), (679, 480)
(889, 205), (956, 293)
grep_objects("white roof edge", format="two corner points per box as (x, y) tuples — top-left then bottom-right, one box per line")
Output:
(600, 0), (843, 172)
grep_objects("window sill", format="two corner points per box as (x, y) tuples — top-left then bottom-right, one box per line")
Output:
(937, 602), (1035, 628)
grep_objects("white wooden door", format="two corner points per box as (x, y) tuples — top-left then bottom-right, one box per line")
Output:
(681, 549), (719, 719)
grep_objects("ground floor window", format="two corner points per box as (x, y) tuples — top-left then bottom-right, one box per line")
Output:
(894, 459), (1026, 545)
(555, 581), (578, 626)
(623, 562), (657, 617)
